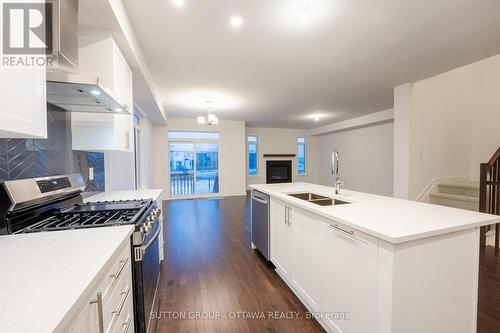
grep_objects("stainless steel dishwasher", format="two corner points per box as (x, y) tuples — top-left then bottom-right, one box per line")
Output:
(251, 190), (270, 260)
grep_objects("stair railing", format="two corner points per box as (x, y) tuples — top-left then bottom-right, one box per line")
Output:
(479, 146), (500, 249)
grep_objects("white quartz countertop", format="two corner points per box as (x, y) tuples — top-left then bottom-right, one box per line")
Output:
(84, 189), (164, 202)
(250, 182), (500, 244)
(0, 226), (134, 333)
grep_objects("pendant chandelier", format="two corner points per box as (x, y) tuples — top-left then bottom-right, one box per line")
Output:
(197, 100), (219, 125)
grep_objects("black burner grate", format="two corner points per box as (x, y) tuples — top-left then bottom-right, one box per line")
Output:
(14, 199), (151, 234)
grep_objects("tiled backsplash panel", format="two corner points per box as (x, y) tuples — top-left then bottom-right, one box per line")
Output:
(0, 108), (72, 180)
(74, 151), (105, 192)
(0, 104), (105, 192)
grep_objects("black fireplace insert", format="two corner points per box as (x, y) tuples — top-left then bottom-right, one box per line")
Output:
(266, 160), (292, 184)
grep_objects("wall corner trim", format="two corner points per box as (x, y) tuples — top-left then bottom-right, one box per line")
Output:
(310, 109), (394, 136)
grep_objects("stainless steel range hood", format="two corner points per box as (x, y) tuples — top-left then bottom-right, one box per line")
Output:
(47, 71), (130, 114)
(46, 0), (130, 114)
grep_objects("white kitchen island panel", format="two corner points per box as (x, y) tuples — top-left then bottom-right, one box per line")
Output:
(250, 182), (496, 333)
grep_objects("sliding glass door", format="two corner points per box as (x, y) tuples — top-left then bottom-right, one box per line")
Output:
(195, 143), (219, 194)
(169, 142), (219, 196)
(169, 143), (195, 196)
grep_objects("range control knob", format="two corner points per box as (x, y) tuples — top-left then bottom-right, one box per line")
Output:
(148, 215), (155, 222)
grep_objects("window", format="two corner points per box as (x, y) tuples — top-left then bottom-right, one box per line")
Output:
(168, 131), (220, 197)
(168, 131), (220, 140)
(248, 135), (258, 176)
(297, 137), (306, 175)
(133, 113), (141, 126)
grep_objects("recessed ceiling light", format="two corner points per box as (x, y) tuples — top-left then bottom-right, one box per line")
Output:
(116, 108), (123, 112)
(90, 90), (101, 96)
(171, 0), (184, 7)
(230, 15), (243, 28)
(314, 116), (320, 121)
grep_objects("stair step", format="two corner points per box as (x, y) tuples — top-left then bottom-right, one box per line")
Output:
(437, 180), (479, 197)
(429, 192), (479, 211)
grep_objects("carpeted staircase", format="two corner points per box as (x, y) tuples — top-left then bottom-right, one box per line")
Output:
(429, 179), (498, 246)
(429, 179), (480, 211)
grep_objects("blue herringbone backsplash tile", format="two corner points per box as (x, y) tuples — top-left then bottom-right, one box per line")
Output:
(0, 104), (105, 192)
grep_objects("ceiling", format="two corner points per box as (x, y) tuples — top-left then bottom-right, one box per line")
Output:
(123, 0), (500, 129)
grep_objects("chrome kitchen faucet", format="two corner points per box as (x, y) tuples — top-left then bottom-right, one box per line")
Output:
(331, 150), (344, 195)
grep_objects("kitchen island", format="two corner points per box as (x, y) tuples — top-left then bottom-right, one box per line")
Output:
(250, 182), (500, 333)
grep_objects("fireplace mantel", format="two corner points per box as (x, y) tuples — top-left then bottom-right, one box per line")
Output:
(263, 154), (296, 158)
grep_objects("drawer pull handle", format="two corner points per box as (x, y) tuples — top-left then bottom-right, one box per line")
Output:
(331, 224), (354, 235)
(110, 258), (129, 280)
(113, 287), (131, 317)
(328, 224), (368, 244)
(89, 292), (104, 333)
(121, 315), (132, 333)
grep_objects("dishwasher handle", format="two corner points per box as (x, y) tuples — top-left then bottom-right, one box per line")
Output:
(252, 195), (268, 205)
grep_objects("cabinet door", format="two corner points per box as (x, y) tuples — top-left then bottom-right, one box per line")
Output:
(0, 68), (47, 138)
(113, 114), (133, 152)
(71, 113), (133, 152)
(113, 44), (133, 112)
(121, 60), (133, 112)
(66, 298), (98, 333)
(322, 223), (378, 333)
(270, 199), (293, 279)
(292, 209), (323, 309)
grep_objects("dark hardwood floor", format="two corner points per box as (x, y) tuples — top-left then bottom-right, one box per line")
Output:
(478, 246), (500, 333)
(156, 195), (324, 333)
(156, 195), (500, 333)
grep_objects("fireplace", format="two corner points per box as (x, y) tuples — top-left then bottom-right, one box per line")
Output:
(266, 160), (292, 184)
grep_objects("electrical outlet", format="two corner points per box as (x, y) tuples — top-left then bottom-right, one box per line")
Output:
(89, 167), (94, 181)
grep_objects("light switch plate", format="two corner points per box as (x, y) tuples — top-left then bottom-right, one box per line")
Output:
(89, 167), (94, 181)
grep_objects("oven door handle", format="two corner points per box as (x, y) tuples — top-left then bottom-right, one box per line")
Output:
(142, 225), (161, 252)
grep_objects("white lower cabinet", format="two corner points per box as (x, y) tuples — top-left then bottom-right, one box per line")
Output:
(65, 240), (134, 333)
(321, 223), (378, 333)
(291, 208), (323, 309)
(269, 200), (379, 333)
(270, 198), (293, 278)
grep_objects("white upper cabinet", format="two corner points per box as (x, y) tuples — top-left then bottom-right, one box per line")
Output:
(79, 35), (133, 112)
(0, 67), (47, 138)
(321, 222), (378, 333)
(71, 112), (133, 152)
(72, 35), (133, 152)
(112, 46), (133, 112)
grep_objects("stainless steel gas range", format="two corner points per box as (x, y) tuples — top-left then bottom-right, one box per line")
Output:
(0, 174), (163, 333)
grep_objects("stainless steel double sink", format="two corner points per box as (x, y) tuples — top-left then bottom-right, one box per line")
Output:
(287, 192), (349, 206)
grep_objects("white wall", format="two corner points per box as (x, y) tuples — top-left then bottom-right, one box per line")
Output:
(105, 151), (135, 190)
(393, 84), (411, 199)
(155, 118), (246, 199)
(403, 53), (500, 199)
(245, 127), (318, 187)
(138, 115), (156, 189)
(316, 121), (394, 196)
